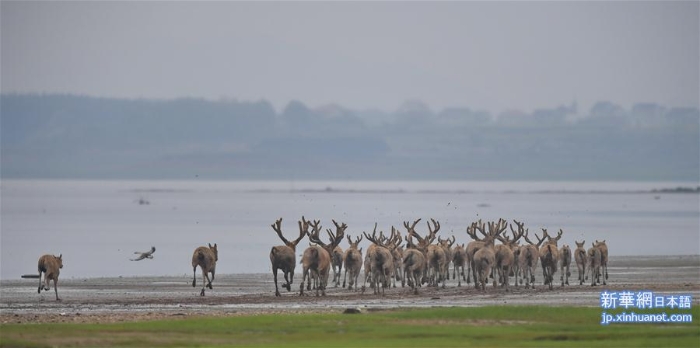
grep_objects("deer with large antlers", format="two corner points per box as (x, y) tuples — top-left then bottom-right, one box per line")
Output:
(520, 225), (541, 289)
(472, 218), (508, 290)
(300, 219), (346, 296)
(406, 218), (447, 288)
(402, 222), (427, 294)
(269, 217), (308, 296)
(538, 228), (562, 290)
(389, 227), (405, 288)
(494, 221), (524, 291)
(342, 234), (363, 291)
(465, 220), (486, 285)
(363, 224), (394, 295)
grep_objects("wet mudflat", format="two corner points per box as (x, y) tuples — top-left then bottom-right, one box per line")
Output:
(1, 255), (698, 324)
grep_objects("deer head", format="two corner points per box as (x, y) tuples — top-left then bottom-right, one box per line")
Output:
(346, 234), (363, 250)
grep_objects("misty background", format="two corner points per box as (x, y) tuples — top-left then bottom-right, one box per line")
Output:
(1, 93), (698, 180)
(1, 1), (698, 181)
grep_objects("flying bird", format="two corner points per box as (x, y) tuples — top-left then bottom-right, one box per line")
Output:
(130, 246), (156, 261)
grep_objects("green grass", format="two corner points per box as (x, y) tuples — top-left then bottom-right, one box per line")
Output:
(1, 306), (698, 347)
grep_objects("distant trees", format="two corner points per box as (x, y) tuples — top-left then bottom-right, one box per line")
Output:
(1, 93), (697, 180)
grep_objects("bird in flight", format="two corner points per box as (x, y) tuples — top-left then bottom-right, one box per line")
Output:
(130, 246), (156, 261)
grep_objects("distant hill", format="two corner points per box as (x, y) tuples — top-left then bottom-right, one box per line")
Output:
(1, 94), (698, 181)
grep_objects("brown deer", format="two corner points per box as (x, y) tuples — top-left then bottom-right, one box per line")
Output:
(301, 219), (346, 296)
(587, 243), (602, 286)
(465, 220), (486, 285)
(438, 235), (455, 281)
(472, 219), (507, 290)
(37, 254), (63, 301)
(270, 217), (308, 296)
(494, 222), (523, 291)
(389, 227), (405, 288)
(520, 227), (541, 289)
(509, 221), (525, 287)
(451, 243), (467, 286)
(574, 240), (587, 285)
(363, 226), (395, 295)
(330, 244), (344, 288)
(342, 234), (363, 291)
(192, 243), (218, 296)
(407, 218), (446, 288)
(559, 244), (572, 286)
(594, 240), (609, 284)
(402, 229), (428, 294)
(538, 229), (562, 290)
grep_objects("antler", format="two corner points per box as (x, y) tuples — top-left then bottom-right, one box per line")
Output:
(466, 222), (481, 241)
(403, 219), (421, 233)
(363, 223), (384, 246)
(427, 218), (441, 239)
(306, 219), (327, 247)
(327, 222), (345, 248)
(523, 228), (545, 247)
(271, 218), (291, 245)
(556, 229), (563, 241)
(346, 234), (363, 247)
(473, 219), (488, 238)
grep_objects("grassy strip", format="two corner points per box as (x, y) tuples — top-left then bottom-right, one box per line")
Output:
(1, 306), (698, 347)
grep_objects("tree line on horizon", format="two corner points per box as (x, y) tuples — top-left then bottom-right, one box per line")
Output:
(1, 93), (698, 181)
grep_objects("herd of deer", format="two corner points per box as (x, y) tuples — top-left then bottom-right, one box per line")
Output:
(269, 217), (610, 296)
(34, 216), (608, 301)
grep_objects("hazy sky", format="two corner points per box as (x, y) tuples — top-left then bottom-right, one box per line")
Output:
(2, 1), (698, 114)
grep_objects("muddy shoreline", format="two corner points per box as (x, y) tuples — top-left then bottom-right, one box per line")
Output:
(2, 255), (698, 324)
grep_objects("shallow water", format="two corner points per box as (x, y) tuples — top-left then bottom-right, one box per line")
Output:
(1, 180), (698, 280)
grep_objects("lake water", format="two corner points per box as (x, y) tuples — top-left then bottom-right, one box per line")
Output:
(1, 180), (698, 280)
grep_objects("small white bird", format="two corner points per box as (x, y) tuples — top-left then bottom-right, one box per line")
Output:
(130, 246), (156, 261)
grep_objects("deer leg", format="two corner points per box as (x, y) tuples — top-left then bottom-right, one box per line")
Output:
(208, 271), (215, 289)
(273, 268), (281, 296)
(283, 271), (292, 292)
(53, 278), (61, 301)
(192, 266), (197, 287)
(38, 271), (43, 293)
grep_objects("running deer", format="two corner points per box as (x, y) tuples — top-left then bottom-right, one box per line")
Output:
(574, 240), (587, 285)
(451, 243), (467, 286)
(559, 244), (572, 286)
(520, 227), (542, 289)
(301, 219), (346, 296)
(192, 243), (218, 296)
(402, 230), (427, 294)
(465, 220), (486, 285)
(270, 217), (308, 296)
(587, 242), (602, 286)
(594, 240), (609, 284)
(472, 218), (507, 290)
(342, 234), (363, 291)
(538, 228), (562, 290)
(363, 226), (394, 295)
(37, 254), (63, 301)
